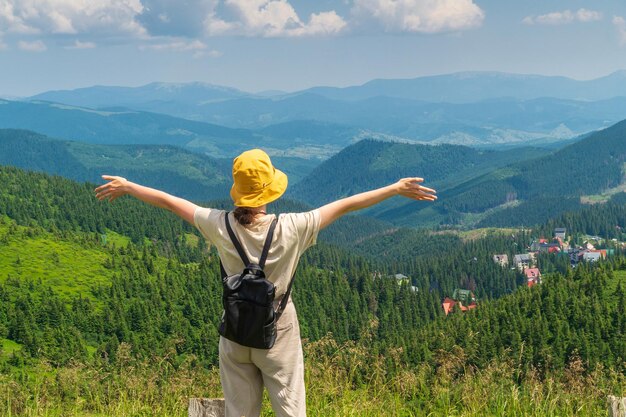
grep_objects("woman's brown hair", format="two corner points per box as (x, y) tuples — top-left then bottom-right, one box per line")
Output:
(233, 207), (258, 226)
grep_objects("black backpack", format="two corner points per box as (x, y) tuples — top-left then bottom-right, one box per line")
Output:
(218, 213), (294, 349)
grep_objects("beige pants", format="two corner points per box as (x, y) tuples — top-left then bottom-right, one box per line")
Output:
(219, 299), (306, 417)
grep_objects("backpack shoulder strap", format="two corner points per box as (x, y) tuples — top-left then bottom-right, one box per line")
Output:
(224, 212), (278, 268)
(259, 216), (278, 269)
(224, 212), (250, 266)
(275, 271), (295, 320)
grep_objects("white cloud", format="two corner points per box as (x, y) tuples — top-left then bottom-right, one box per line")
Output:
(194, 49), (222, 59)
(576, 9), (603, 22)
(141, 38), (222, 57)
(65, 40), (96, 49)
(206, 0), (347, 37)
(144, 39), (208, 51)
(350, 0), (484, 34)
(18, 39), (46, 52)
(614, 16), (626, 45)
(0, 0), (346, 41)
(0, 0), (147, 37)
(523, 8), (602, 25)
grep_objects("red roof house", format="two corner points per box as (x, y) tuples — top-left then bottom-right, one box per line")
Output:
(525, 268), (542, 287)
(442, 296), (478, 315)
(442, 297), (456, 315)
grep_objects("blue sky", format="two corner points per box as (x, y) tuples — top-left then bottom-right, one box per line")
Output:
(0, 0), (625, 96)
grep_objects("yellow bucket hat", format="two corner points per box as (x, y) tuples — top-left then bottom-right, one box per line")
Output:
(230, 149), (288, 207)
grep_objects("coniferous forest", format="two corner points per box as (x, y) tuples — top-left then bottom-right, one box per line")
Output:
(0, 165), (624, 416)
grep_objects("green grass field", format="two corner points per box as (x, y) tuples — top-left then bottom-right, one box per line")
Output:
(0, 338), (622, 417)
(0, 220), (120, 302)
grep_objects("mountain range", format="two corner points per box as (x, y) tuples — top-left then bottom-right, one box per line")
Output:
(26, 71), (626, 148)
(33, 70), (626, 106)
(0, 100), (361, 159)
(302, 70), (626, 102)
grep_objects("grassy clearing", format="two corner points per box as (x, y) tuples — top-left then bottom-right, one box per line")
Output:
(460, 200), (522, 227)
(0, 339), (22, 355)
(0, 221), (114, 302)
(580, 163), (626, 204)
(431, 227), (521, 242)
(100, 230), (131, 248)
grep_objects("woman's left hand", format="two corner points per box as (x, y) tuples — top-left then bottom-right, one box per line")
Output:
(95, 175), (130, 202)
(395, 177), (437, 201)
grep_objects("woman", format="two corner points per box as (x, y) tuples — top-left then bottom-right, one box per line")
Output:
(94, 148), (436, 417)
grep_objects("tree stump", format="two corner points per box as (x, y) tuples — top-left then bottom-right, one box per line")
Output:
(189, 398), (225, 417)
(608, 396), (626, 417)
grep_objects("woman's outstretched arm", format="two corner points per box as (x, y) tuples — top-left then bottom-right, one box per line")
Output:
(318, 177), (436, 229)
(94, 175), (198, 224)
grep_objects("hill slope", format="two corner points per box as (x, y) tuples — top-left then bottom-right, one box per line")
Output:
(0, 100), (360, 159)
(445, 118), (626, 227)
(0, 164), (623, 416)
(0, 99), (256, 157)
(294, 119), (626, 228)
(0, 129), (233, 200)
(290, 139), (549, 223)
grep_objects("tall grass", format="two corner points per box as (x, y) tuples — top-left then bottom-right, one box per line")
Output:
(1, 338), (623, 416)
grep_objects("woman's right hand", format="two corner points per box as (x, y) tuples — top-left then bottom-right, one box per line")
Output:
(395, 177), (437, 201)
(94, 175), (130, 202)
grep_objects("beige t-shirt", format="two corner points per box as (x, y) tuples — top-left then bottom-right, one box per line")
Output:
(194, 207), (321, 297)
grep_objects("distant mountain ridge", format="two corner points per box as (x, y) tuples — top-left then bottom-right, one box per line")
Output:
(303, 70), (626, 102)
(25, 71), (626, 148)
(32, 71), (626, 105)
(32, 82), (249, 112)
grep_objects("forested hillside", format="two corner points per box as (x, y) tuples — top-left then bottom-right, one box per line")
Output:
(0, 166), (446, 366)
(445, 119), (626, 224)
(294, 120), (626, 229)
(0, 165), (624, 416)
(289, 139), (547, 207)
(0, 129), (232, 200)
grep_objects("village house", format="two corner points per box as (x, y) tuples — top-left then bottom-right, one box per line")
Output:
(391, 273), (418, 292)
(513, 253), (533, 271)
(530, 239), (546, 252)
(582, 251), (603, 263)
(539, 241), (562, 254)
(524, 268), (542, 287)
(530, 236), (564, 253)
(582, 251), (601, 262)
(582, 241), (596, 250)
(393, 273), (409, 285)
(442, 289), (478, 315)
(554, 228), (567, 240)
(493, 254), (508, 267)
